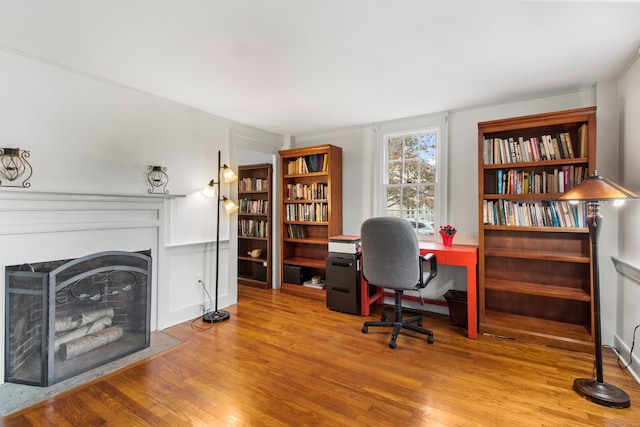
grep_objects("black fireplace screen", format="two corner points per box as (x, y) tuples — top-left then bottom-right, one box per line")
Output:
(4, 250), (152, 386)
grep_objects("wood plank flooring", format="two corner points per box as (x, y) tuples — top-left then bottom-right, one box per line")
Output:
(3, 285), (640, 426)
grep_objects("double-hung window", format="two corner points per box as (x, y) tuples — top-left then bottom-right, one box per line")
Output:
(381, 118), (446, 241)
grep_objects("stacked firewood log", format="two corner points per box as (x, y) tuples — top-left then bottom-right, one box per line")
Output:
(54, 308), (124, 361)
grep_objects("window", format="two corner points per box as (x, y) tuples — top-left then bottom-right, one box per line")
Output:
(384, 128), (441, 240)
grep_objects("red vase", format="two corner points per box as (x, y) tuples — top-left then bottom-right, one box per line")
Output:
(440, 231), (455, 247)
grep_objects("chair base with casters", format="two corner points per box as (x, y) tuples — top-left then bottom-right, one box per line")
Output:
(362, 290), (434, 349)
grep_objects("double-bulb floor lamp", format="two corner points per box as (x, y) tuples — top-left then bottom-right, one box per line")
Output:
(201, 150), (239, 323)
(559, 170), (638, 408)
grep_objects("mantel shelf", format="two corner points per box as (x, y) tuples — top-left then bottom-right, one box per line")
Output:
(0, 189), (186, 200)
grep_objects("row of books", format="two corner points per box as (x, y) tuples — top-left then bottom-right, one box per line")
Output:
(239, 219), (268, 238)
(285, 183), (328, 200)
(284, 202), (328, 222)
(287, 224), (307, 239)
(239, 199), (268, 214)
(483, 199), (586, 228)
(286, 154), (328, 174)
(483, 124), (588, 165)
(494, 166), (588, 195)
(238, 177), (267, 192)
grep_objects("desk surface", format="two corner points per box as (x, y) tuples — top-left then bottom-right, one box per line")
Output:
(418, 242), (478, 262)
(362, 241), (478, 339)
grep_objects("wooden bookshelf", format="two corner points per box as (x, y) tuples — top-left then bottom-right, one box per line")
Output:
(279, 144), (342, 300)
(478, 107), (596, 352)
(237, 163), (272, 289)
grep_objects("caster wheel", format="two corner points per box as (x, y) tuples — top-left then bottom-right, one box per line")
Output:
(427, 335), (434, 344)
(389, 341), (396, 349)
(362, 326), (368, 334)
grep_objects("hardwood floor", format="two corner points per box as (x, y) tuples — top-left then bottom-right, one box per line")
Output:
(3, 285), (640, 426)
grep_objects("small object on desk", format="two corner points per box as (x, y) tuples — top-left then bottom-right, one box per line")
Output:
(329, 235), (361, 254)
(439, 225), (457, 247)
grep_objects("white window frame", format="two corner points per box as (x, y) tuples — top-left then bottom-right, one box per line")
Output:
(373, 113), (448, 241)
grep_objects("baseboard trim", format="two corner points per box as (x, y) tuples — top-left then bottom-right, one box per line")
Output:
(613, 334), (640, 385)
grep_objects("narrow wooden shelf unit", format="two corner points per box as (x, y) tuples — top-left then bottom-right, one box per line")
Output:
(279, 144), (342, 300)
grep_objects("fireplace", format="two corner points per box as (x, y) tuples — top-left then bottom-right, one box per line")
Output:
(4, 250), (152, 386)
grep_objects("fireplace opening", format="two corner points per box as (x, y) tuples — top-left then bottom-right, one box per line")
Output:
(4, 250), (152, 387)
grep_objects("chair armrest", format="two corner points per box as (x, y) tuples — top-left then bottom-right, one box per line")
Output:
(419, 252), (437, 285)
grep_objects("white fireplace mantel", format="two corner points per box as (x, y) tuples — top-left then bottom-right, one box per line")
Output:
(0, 189), (182, 385)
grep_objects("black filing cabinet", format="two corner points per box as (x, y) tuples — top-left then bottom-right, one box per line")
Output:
(326, 253), (361, 315)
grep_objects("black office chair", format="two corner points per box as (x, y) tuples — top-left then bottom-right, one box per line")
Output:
(360, 217), (438, 349)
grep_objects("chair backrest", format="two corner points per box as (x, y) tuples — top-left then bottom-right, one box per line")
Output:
(360, 217), (420, 290)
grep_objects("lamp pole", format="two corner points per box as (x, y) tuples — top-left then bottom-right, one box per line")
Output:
(202, 150), (231, 323)
(572, 200), (629, 407)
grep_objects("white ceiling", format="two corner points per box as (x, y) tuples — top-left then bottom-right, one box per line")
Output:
(1, 1), (639, 135)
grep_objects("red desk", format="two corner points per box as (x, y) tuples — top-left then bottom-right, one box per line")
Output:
(360, 242), (478, 339)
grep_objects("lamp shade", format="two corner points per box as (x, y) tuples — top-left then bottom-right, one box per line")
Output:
(559, 171), (639, 202)
(222, 167), (237, 183)
(201, 180), (216, 198)
(223, 197), (239, 214)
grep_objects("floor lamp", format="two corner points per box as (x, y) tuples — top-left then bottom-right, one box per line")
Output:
(559, 170), (638, 408)
(201, 150), (239, 323)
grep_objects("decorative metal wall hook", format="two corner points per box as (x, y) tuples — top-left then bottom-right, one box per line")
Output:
(0, 148), (32, 188)
(147, 165), (169, 194)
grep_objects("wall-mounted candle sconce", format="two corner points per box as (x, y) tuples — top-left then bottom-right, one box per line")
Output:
(147, 166), (169, 194)
(0, 148), (32, 188)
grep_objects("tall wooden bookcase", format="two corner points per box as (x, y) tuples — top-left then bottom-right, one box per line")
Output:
(237, 163), (272, 289)
(279, 144), (342, 300)
(477, 107), (596, 352)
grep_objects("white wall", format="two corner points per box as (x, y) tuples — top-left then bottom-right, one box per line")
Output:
(295, 127), (374, 235)
(615, 54), (640, 382)
(0, 47), (284, 380)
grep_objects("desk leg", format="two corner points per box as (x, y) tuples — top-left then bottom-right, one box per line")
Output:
(466, 266), (477, 339)
(360, 277), (383, 316)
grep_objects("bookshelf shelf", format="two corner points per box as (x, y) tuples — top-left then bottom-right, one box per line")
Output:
(238, 235), (268, 241)
(285, 221), (329, 226)
(237, 163), (272, 290)
(284, 199), (329, 203)
(482, 310), (593, 347)
(283, 237), (328, 245)
(283, 257), (327, 269)
(484, 248), (590, 263)
(478, 107), (596, 352)
(284, 172), (327, 178)
(482, 157), (589, 170)
(483, 224), (587, 233)
(279, 144), (342, 300)
(484, 279), (591, 301)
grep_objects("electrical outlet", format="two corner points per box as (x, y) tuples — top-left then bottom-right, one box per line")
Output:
(195, 273), (203, 287)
